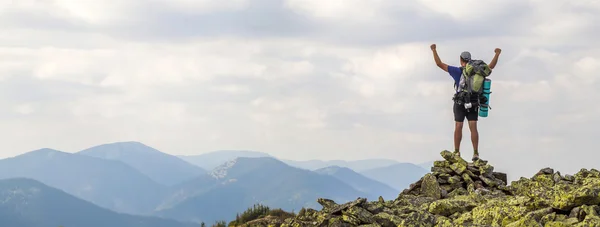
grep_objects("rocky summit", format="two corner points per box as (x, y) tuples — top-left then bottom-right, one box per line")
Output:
(237, 150), (600, 227)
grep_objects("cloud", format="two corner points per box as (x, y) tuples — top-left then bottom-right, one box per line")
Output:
(0, 0), (599, 180)
(1, 0), (523, 46)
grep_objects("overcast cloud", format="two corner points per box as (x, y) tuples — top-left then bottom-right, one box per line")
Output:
(1, 0), (599, 181)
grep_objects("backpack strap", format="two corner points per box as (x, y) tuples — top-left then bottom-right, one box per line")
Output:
(461, 62), (474, 93)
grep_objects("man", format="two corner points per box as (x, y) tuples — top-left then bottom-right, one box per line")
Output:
(430, 44), (501, 161)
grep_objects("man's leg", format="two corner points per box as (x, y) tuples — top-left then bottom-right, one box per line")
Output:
(454, 121), (464, 153)
(453, 103), (466, 155)
(468, 120), (479, 154)
(466, 108), (479, 160)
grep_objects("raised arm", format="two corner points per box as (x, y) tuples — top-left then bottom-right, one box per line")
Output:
(489, 48), (501, 69)
(431, 44), (448, 72)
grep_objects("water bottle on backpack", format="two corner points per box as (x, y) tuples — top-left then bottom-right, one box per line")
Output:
(478, 78), (492, 117)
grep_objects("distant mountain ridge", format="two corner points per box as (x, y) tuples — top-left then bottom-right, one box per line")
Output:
(418, 160), (435, 169)
(314, 165), (399, 200)
(0, 148), (167, 215)
(155, 157), (371, 224)
(178, 150), (272, 170)
(0, 178), (197, 227)
(282, 159), (401, 172)
(78, 141), (206, 186)
(359, 163), (429, 191)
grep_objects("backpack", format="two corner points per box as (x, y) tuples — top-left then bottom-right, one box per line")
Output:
(452, 60), (492, 109)
(457, 59), (491, 94)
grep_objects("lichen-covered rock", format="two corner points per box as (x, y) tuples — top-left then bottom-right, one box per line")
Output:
(469, 197), (530, 226)
(240, 150), (600, 227)
(449, 162), (467, 175)
(505, 214), (542, 227)
(427, 195), (478, 216)
(541, 212), (557, 225)
(440, 150), (466, 165)
(398, 210), (436, 227)
(243, 216), (287, 226)
(341, 206), (374, 224)
(372, 212), (402, 226)
(494, 172), (508, 185)
(446, 187), (467, 198)
(363, 202), (384, 214)
(552, 181), (600, 211)
(394, 194), (436, 208)
(420, 173), (442, 199)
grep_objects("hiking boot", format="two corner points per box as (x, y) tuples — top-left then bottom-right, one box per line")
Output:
(453, 150), (461, 157)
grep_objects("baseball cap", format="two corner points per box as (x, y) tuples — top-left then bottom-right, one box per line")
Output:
(460, 51), (471, 61)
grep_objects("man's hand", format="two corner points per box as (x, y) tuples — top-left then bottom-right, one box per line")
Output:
(489, 48), (502, 69)
(430, 44), (447, 72)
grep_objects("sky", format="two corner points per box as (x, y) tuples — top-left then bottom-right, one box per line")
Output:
(1, 0), (599, 179)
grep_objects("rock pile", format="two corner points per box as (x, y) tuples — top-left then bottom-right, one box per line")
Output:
(399, 150), (509, 200)
(239, 150), (600, 226)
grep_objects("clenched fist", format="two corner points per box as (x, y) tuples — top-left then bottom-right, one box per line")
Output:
(495, 48), (501, 54)
(430, 44), (436, 51)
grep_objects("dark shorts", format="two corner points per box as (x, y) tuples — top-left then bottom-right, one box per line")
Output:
(453, 103), (478, 122)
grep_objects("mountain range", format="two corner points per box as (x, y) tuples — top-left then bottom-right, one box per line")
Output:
(194, 151), (427, 192)
(359, 163), (429, 191)
(79, 141), (206, 186)
(0, 148), (167, 215)
(0, 141), (430, 224)
(155, 157), (373, 224)
(178, 150), (272, 170)
(314, 165), (399, 200)
(283, 159), (401, 172)
(0, 178), (197, 227)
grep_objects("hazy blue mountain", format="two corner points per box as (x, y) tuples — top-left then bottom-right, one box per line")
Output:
(0, 178), (198, 227)
(283, 159), (400, 172)
(155, 157), (370, 224)
(155, 173), (220, 212)
(359, 163), (429, 191)
(178, 150), (272, 170)
(0, 148), (167, 215)
(78, 141), (206, 186)
(418, 160), (435, 169)
(314, 165), (399, 200)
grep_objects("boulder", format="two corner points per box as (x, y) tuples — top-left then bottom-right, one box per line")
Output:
(427, 195), (478, 216)
(420, 173), (442, 199)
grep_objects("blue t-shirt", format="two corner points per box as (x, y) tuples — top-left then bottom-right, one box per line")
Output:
(448, 65), (462, 92)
